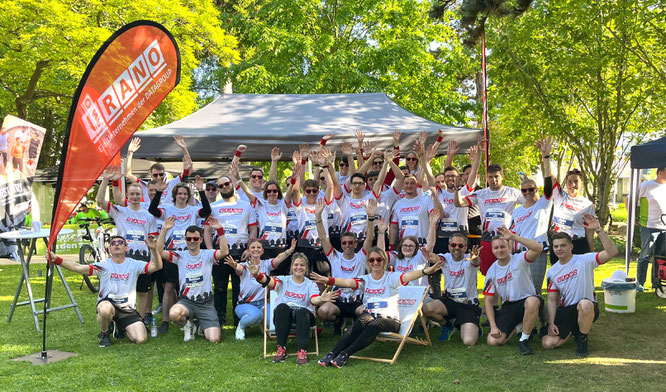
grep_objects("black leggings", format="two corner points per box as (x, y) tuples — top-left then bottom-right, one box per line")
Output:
(274, 303), (315, 350)
(330, 312), (400, 356)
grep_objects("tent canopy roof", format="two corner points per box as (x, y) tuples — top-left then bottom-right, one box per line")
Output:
(127, 93), (481, 161)
(631, 136), (666, 169)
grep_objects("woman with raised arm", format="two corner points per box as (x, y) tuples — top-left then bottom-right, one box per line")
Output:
(223, 238), (296, 340)
(311, 247), (442, 368)
(249, 253), (339, 365)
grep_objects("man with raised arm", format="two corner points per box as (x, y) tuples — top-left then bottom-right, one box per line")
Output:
(125, 136), (192, 207)
(542, 214), (618, 356)
(157, 217), (229, 342)
(97, 166), (159, 326)
(483, 227), (544, 355)
(204, 173), (257, 326)
(47, 228), (164, 347)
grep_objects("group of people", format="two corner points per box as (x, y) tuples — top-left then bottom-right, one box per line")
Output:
(50, 129), (626, 366)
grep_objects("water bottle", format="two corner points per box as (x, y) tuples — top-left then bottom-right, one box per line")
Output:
(151, 318), (158, 338)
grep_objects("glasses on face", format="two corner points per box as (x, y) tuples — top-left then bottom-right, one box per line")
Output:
(251, 174), (263, 179)
(185, 237), (201, 242)
(445, 174), (457, 178)
(319, 177), (326, 181)
(218, 182), (231, 189)
(110, 239), (125, 246)
(304, 189), (318, 194)
(521, 187), (536, 193)
(449, 243), (466, 249)
(406, 157), (417, 161)
(351, 182), (365, 186)
(152, 172), (165, 178)
(372, 161), (383, 165)
(206, 187), (217, 192)
(339, 162), (348, 167)
(341, 240), (356, 246)
(368, 257), (384, 264)
(266, 189), (279, 194)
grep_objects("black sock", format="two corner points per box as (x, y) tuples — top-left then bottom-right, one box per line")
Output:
(579, 333), (588, 341)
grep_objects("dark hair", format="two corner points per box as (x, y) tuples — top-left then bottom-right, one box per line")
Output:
(487, 163), (503, 174)
(340, 156), (349, 164)
(149, 163), (165, 172)
(263, 180), (283, 200)
(462, 164), (472, 173)
(171, 182), (192, 203)
(657, 167), (665, 173)
(397, 235), (419, 259)
(443, 166), (458, 174)
(403, 173), (418, 182)
(250, 167), (264, 176)
(449, 232), (468, 246)
(109, 235), (126, 244)
(565, 169), (583, 182)
(185, 226), (203, 236)
(367, 170), (380, 178)
(491, 235), (509, 245)
(302, 179), (319, 190)
(350, 173), (366, 183)
(340, 232), (357, 241)
(551, 232), (573, 245)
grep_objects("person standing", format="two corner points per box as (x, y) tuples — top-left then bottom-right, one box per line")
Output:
(636, 167), (666, 290)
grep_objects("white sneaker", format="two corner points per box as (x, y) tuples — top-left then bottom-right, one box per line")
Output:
(184, 320), (196, 342)
(235, 326), (246, 340)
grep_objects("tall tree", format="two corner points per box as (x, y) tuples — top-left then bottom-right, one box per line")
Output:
(489, 0), (666, 224)
(0, 0), (239, 167)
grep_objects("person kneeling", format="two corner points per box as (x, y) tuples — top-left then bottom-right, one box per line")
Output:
(157, 217), (229, 343)
(541, 215), (618, 356)
(483, 227), (544, 355)
(251, 253), (338, 365)
(311, 247), (442, 367)
(47, 230), (164, 347)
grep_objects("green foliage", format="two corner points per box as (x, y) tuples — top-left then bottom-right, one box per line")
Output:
(0, 0), (239, 167)
(610, 205), (628, 223)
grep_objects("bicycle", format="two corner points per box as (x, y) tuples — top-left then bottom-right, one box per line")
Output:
(77, 217), (115, 293)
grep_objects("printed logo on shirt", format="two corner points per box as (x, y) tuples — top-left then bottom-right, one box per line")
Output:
(485, 198), (508, 204)
(396, 265), (414, 272)
(217, 208), (243, 214)
(557, 269), (578, 284)
(398, 299), (417, 306)
(497, 271), (513, 285)
(400, 206), (419, 213)
(560, 202), (582, 212)
(365, 287), (386, 295)
(172, 214), (193, 221)
(341, 265), (356, 272)
(449, 269), (464, 277)
(515, 210), (533, 223)
(285, 291), (306, 300)
(186, 261), (203, 270)
(126, 217), (147, 225)
(110, 273), (130, 280)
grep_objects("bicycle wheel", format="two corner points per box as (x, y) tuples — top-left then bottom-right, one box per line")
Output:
(79, 244), (99, 293)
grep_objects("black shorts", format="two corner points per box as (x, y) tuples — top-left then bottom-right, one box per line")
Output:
(98, 300), (143, 331)
(494, 296), (544, 336)
(438, 296), (481, 328)
(136, 273), (153, 293)
(554, 301), (599, 339)
(332, 300), (364, 319)
(161, 261), (179, 284)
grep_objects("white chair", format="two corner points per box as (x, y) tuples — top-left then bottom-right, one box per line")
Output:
(350, 285), (432, 364)
(262, 288), (320, 358)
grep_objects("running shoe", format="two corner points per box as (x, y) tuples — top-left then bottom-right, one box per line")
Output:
(143, 313), (153, 327)
(518, 339), (533, 355)
(152, 304), (163, 315)
(98, 331), (112, 348)
(439, 323), (455, 341)
(273, 345), (287, 363)
(296, 349), (308, 365)
(576, 335), (589, 357)
(159, 321), (169, 335)
(235, 326), (246, 341)
(318, 352), (336, 367)
(184, 320), (196, 342)
(331, 352), (349, 368)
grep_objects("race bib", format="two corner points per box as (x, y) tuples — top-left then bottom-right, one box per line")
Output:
(365, 301), (388, 314)
(447, 287), (468, 303)
(401, 215), (418, 229)
(485, 209), (505, 223)
(185, 273), (204, 288)
(108, 293), (129, 306)
(439, 217), (457, 232)
(125, 231), (145, 247)
(222, 223), (238, 236)
(553, 214), (574, 230)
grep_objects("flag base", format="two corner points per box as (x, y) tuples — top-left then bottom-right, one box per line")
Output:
(12, 350), (78, 365)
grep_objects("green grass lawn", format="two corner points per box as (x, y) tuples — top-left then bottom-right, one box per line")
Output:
(0, 258), (664, 391)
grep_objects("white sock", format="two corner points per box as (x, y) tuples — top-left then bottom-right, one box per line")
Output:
(519, 332), (530, 342)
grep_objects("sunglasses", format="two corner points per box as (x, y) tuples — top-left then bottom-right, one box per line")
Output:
(406, 157), (417, 161)
(251, 174), (263, 179)
(266, 189), (279, 194)
(341, 240), (357, 245)
(319, 177), (326, 181)
(368, 257), (384, 264)
(449, 243), (466, 249)
(218, 182), (231, 188)
(372, 161), (383, 165)
(305, 189), (318, 194)
(206, 187), (217, 192)
(110, 239), (125, 246)
(185, 237), (201, 242)
(339, 162), (348, 167)
(444, 174), (457, 178)
(521, 187), (536, 193)
(152, 173), (165, 178)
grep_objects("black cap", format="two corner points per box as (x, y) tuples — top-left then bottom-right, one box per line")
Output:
(205, 181), (217, 188)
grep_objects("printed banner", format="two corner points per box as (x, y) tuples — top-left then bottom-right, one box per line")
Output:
(0, 115), (46, 257)
(49, 20), (181, 251)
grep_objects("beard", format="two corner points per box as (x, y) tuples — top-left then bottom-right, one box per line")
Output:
(220, 188), (235, 199)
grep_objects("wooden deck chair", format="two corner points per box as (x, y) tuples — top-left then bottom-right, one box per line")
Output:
(262, 288), (320, 358)
(351, 285), (432, 365)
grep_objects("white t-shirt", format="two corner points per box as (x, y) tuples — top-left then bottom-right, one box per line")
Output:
(340, 193), (375, 236)
(551, 183), (595, 238)
(391, 194), (435, 240)
(359, 271), (407, 320)
(465, 186), (524, 239)
(375, 186), (400, 222)
(91, 257), (149, 310)
(104, 203), (158, 261)
(546, 252), (600, 307)
(253, 199), (288, 243)
(438, 252), (479, 302)
(437, 188), (469, 233)
(387, 249), (429, 286)
(294, 199), (329, 242)
(138, 174), (185, 207)
(483, 252), (537, 303)
(237, 259), (277, 303)
(326, 248), (367, 301)
(159, 204), (205, 251)
(236, 186), (265, 204)
(512, 194), (553, 250)
(169, 249), (218, 303)
(639, 180), (666, 230)
(272, 276), (320, 315)
(210, 199), (257, 248)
